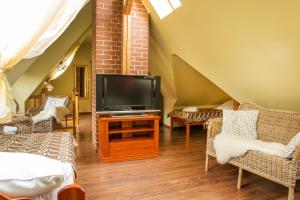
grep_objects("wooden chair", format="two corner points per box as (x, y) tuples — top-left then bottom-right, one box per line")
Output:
(58, 184), (85, 200)
(0, 193), (32, 200)
(62, 92), (79, 135)
(0, 184), (85, 200)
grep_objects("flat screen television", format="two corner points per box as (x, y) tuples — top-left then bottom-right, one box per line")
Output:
(96, 74), (161, 112)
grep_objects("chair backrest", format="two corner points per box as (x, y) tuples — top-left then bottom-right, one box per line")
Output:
(57, 184), (85, 200)
(239, 103), (300, 144)
(42, 96), (70, 110)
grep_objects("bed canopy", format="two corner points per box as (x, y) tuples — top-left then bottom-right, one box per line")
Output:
(0, 0), (87, 123)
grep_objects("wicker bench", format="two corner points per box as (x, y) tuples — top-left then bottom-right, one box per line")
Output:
(205, 103), (300, 200)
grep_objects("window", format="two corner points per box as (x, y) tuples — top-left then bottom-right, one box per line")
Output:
(149, 0), (181, 19)
(49, 46), (79, 81)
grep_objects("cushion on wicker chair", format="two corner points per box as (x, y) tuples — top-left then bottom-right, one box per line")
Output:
(3, 126), (18, 134)
(43, 96), (68, 111)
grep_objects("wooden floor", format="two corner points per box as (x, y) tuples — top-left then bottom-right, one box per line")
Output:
(76, 114), (297, 200)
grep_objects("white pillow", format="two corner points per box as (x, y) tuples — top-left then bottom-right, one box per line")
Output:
(216, 100), (234, 110)
(3, 126), (18, 134)
(43, 96), (68, 111)
(221, 110), (260, 139)
(283, 132), (300, 158)
(183, 107), (198, 112)
(0, 152), (65, 198)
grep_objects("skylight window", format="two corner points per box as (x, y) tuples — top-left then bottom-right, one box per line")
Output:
(169, 0), (181, 9)
(149, 0), (181, 19)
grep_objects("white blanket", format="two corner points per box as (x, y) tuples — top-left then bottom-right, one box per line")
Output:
(35, 163), (74, 200)
(213, 133), (287, 164)
(32, 106), (69, 124)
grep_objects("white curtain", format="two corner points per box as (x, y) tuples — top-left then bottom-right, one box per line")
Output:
(0, 0), (87, 123)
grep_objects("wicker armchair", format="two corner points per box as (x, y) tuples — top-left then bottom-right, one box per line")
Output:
(0, 116), (33, 134)
(28, 96), (71, 133)
(205, 103), (300, 200)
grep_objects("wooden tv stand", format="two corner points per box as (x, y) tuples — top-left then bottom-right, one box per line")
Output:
(97, 115), (160, 163)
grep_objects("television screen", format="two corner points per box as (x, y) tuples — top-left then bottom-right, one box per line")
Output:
(105, 77), (152, 106)
(96, 74), (161, 112)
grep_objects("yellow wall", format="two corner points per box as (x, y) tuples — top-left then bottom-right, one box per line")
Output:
(48, 43), (92, 113)
(147, 0), (300, 112)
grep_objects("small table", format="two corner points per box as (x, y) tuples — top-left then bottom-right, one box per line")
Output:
(0, 115), (33, 134)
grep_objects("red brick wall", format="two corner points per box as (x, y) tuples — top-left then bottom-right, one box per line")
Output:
(92, 0), (149, 145)
(130, 0), (149, 75)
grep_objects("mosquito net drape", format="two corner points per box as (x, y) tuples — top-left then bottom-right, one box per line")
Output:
(0, 0), (87, 123)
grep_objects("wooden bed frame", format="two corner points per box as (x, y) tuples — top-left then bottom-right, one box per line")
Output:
(170, 100), (240, 137)
(0, 183), (85, 200)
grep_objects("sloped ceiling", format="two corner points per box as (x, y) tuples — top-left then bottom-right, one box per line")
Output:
(147, 0), (300, 111)
(172, 55), (230, 106)
(6, 57), (37, 85)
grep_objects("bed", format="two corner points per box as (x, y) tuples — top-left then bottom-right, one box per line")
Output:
(0, 132), (84, 200)
(168, 100), (239, 137)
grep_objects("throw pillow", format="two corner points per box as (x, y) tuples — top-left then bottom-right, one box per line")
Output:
(221, 110), (240, 136)
(283, 132), (300, 158)
(0, 152), (65, 198)
(221, 110), (260, 139)
(238, 110), (260, 139)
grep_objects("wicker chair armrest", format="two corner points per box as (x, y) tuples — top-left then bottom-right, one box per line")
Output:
(27, 106), (43, 116)
(292, 144), (300, 166)
(207, 118), (222, 139)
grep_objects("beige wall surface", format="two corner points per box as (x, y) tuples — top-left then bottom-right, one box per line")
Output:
(48, 43), (92, 113)
(148, 0), (300, 112)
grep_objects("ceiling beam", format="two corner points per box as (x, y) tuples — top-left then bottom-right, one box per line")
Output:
(122, 0), (133, 74)
(123, 0), (134, 15)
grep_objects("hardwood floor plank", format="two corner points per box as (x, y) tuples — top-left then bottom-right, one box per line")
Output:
(76, 115), (296, 200)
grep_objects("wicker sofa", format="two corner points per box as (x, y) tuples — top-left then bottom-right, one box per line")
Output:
(205, 103), (300, 200)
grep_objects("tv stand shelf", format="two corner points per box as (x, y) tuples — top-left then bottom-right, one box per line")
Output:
(97, 115), (160, 163)
(109, 127), (155, 134)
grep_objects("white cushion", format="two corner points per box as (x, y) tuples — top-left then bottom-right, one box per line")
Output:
(183, 107), (198, 112)
(3, 126), (18, 134)
(216, 100), (234, 110)
(0, 152), (65, 198)
(284, 132), (300, 158)
(43, 96), (68, 111)
(221, 110), (260, 139)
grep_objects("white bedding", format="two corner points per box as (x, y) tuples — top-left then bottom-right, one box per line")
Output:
(0, 152), (75, 200)
(35, 163), (74, 200)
